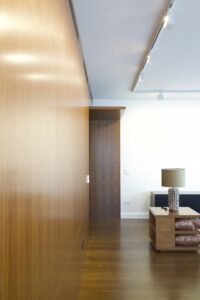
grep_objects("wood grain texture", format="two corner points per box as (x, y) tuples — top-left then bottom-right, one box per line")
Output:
(155, 216), (175, 249)
(80, 220), (200, 300)
(149, 208), (200, 251)
(0, 0), (89, 299)
(150, 207), (200, 217)
(89, 110), (121, 220)
(89, 107), (125, 121)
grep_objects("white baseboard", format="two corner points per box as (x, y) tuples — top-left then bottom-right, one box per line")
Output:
(121, 212), (149, 219)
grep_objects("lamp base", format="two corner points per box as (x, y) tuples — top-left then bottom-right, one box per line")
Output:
(168, 188), (179, 211)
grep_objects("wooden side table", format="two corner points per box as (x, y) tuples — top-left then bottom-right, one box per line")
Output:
(149, 207), (200, 251)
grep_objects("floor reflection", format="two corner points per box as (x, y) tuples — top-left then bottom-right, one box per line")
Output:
(80, 220), (200, 300)
(148, 248), (200, 300)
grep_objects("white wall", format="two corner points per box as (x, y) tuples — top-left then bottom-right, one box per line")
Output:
(94, 99), (200, 218)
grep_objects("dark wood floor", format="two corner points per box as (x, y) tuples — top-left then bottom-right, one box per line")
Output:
(79, 220), (200, 300)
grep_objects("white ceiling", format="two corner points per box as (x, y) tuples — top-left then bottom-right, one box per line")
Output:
(73, 0), (200, 100)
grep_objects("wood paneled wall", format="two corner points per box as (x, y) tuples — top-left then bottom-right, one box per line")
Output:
(89, 108), (122, 220)
(0, 1), (89, 299)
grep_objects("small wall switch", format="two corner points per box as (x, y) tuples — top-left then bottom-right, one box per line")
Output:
(124, 201), (130, 206)
(86, 175), (90, 184)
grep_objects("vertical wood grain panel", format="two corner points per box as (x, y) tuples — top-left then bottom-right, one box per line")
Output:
(89, 110), (120, 220)
(0, 0), (89, 299)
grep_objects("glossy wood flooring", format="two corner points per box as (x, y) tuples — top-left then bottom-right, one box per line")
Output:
(79, 220), (200, 300)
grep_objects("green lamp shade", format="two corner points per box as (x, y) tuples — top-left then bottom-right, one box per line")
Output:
(161, 168), (185, 188)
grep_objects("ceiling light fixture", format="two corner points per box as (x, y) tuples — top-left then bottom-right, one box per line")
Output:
(130, 0), (176, 92)
(163, 15), (170, 28)
(146, 55), (151, 64)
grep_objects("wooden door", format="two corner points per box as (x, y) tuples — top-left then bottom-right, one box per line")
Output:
(89, 108), (124, 220)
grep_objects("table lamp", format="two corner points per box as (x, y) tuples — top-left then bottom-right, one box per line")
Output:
(161, 168), (185, 211)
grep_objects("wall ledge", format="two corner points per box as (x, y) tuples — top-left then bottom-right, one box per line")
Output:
(121, 212), (149, 219)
